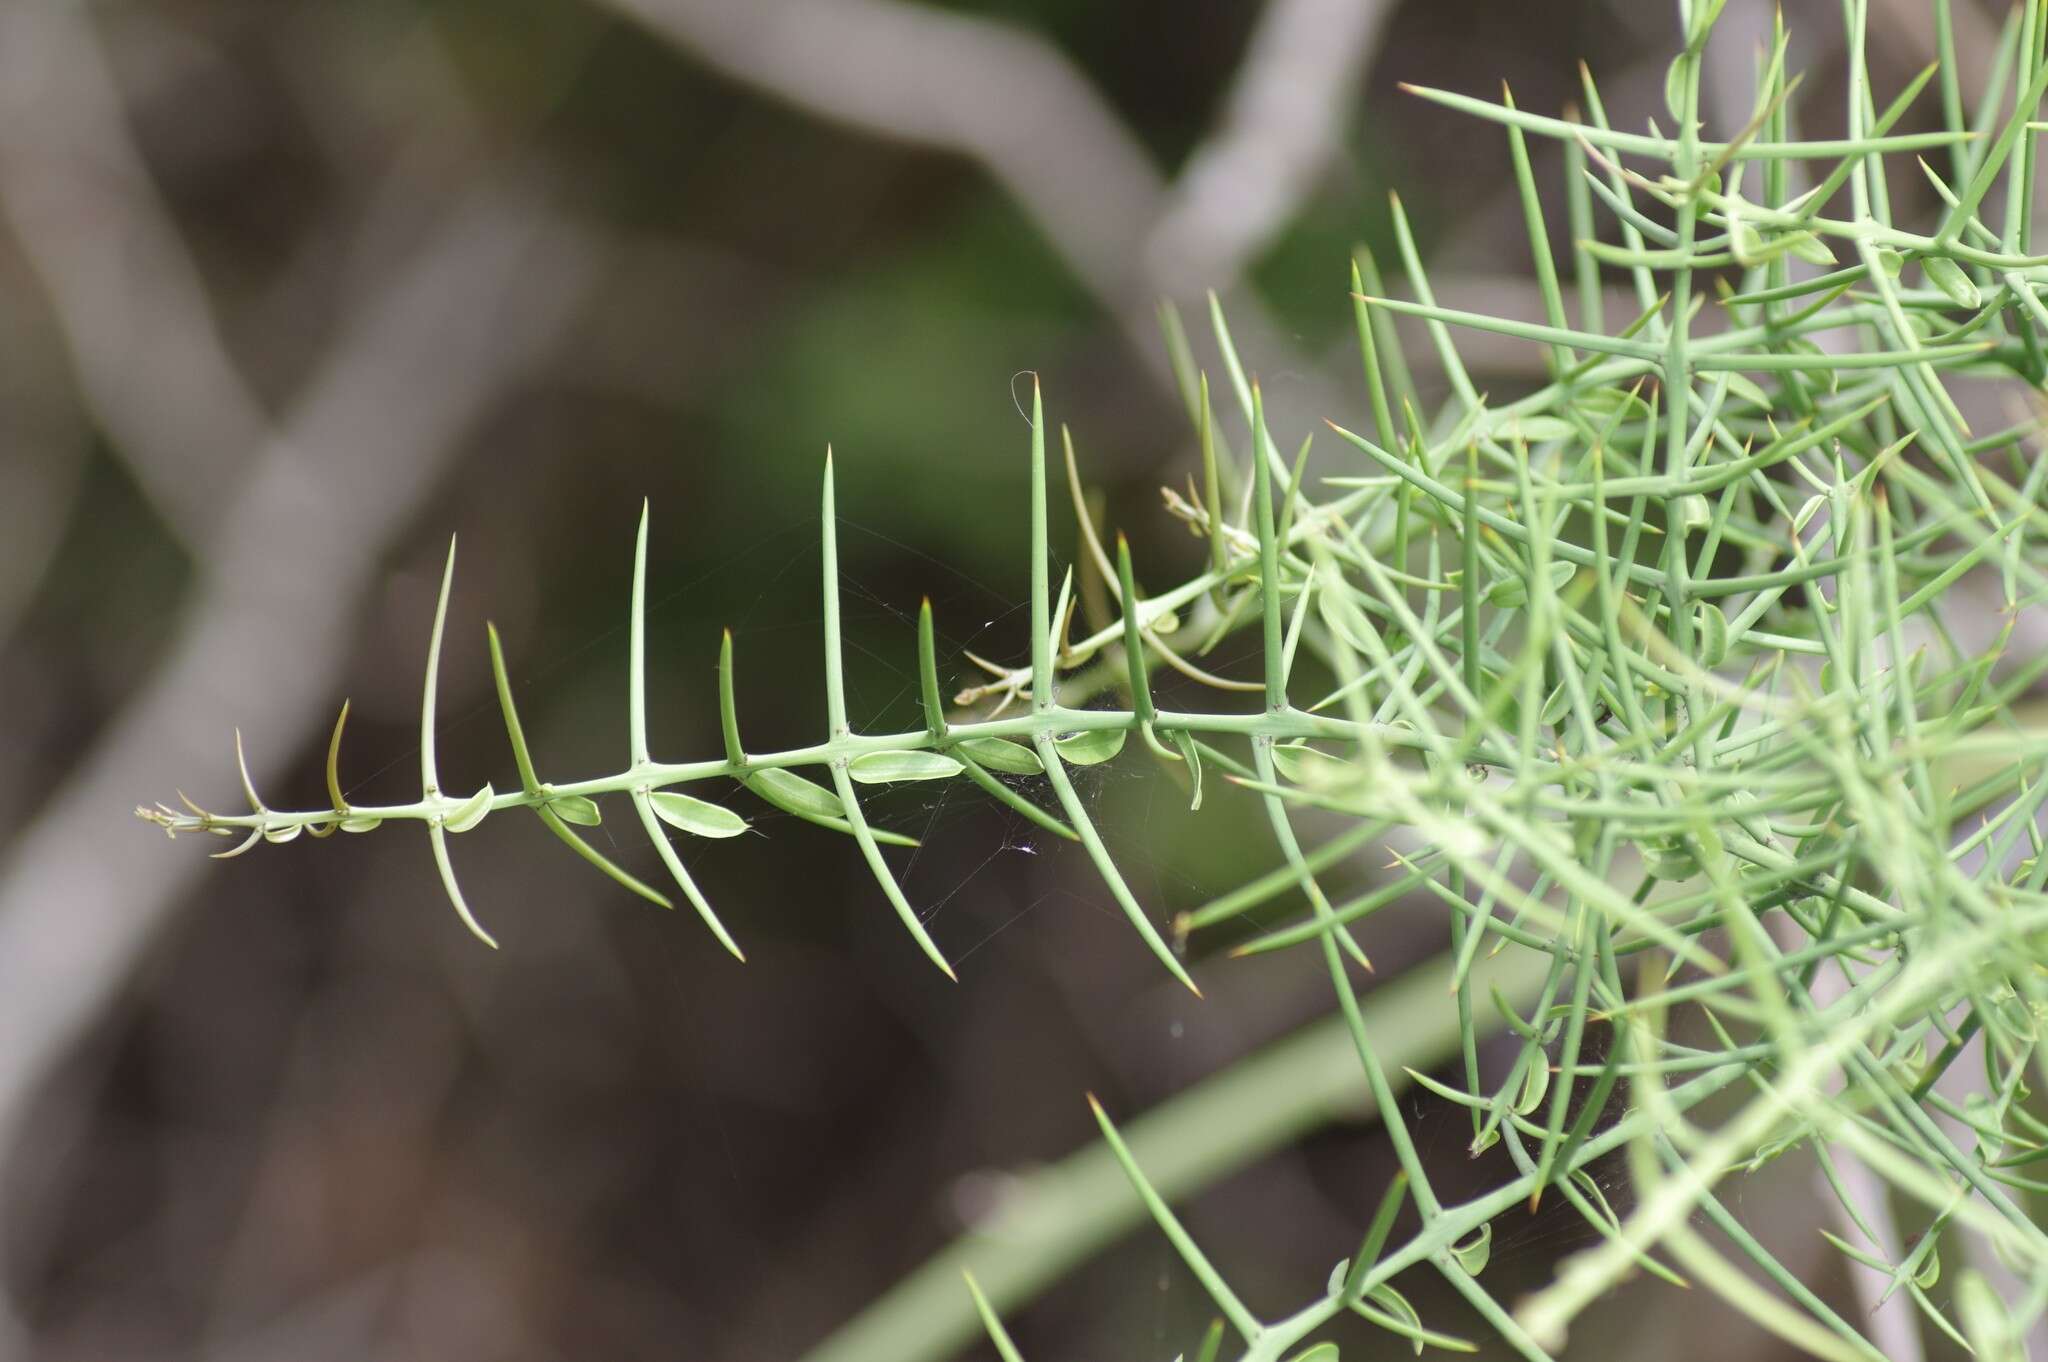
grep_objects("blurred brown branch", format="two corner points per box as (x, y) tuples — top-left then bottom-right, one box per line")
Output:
(0, 173), (591, 1156)
(599, 0), (1391, 416)
(1143, 0), (1394, 289)
(0, 3), (598, 1330)
(0, 1), (271, 551)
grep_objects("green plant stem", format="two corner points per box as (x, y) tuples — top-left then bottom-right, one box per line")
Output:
(798, 945), (1549, 1362)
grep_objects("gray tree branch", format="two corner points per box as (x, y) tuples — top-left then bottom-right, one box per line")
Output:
(0, 0), (271, 548)
(597, 0), (1395, 423)
(1144, 0), (1394, 289)
(0, 180), (593, 1269)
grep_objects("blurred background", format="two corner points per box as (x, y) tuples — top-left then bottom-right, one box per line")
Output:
(0, 0), (2008, 1358)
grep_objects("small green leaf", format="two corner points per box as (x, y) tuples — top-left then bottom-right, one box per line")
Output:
(1170, 729), (1204, 810)
(207, 828), (262, 860)
(1578, 386), (1653, 421)
(1484, 561), (1575, 607)
(1793, 493), (1828, 532)
(1730, 217), (1764, 263)
(1642, 836), (1700, 881)
(1354, 1280), (1482, 1355)
(957, 736), (1043, 775)
(746, 767), (845, 819)
(1282, 1347), (1338, 1362)
(550, 794), (602, 827)
(339, 815), (383, 834)
(1367, 1282), (1421, 1333)
(1510, 415), (1577, 443)
(1922, 255), (1982, 309)
(1748, 1132), (1802, 1169)
(1694, 601), (1729, 667)
(1054, 728), (1127, 766)
(1783, 230), (1836, 266)
(850, 749), (965, 783)
(632, 790), (745, 959)
(1271, 743), (1355, 786)
(1663, 53), (1687, 122)
(916, 598), (947, 740)
(1450, 1223), (1492, 1277)
(649, 790), (748, 838)
(1492, 985), (1541, 1040)
(263, 824), (302, 844)
(1722, 373), (1771, 409)
(444, 783), (496, 834)
(745, 767), (921, 846)
(1876, 248), (1905, 278)
(1515, 1055), (1550, 1115)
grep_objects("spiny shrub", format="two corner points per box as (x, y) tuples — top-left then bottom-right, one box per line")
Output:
(144, 2), (2048, 1358)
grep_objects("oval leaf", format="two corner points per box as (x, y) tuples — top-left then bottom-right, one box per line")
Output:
(1694, 601), (1729, 668)
(1170, 728), (1203, 811)
(1793, 493), (1827, 532)
(1643, 837), (1700, 881)
(1510, 416), (1577, 443)
(1515, 1055), (1550, 1115)
(339, 815), (384, 834)
(1723, 373), (1771, 410)
(742, 769), (920, 846)
(1367, 1282), (1422, 1333)
(1784, 230), (1836, 266)
(849, 749), (965, 784)
(1484, 561), (1575, 607)
(1923, 255), (1982, 310)
(1730, 217), (1764, 264)
(956, 736), (1042, 775)
(549, 794), (602, 827)
(649, 790), (748, 838)
(1271, 743), (1355, 787)
(745, 767), (844, 819)
(1053, 727), (1126, 766)
(444, 783), (496, 834)
(1450, 1224), (1492, 1277)
(1578, 386), (1653, 421)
